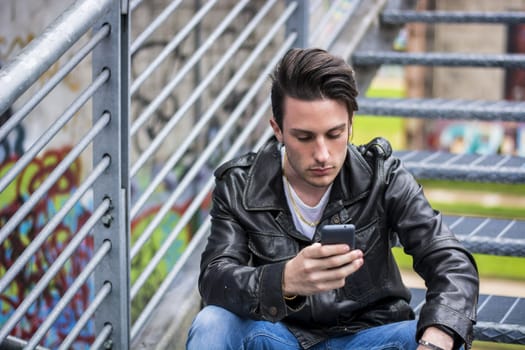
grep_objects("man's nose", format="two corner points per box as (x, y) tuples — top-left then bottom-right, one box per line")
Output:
(314, 138), (329, 163)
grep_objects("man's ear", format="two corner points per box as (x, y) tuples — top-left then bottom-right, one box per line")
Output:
(269, 118), (283, 143)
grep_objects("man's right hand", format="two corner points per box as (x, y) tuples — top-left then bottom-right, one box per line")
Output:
(282, 242), (364, 297)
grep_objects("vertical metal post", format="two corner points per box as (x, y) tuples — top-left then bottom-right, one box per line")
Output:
(286, 0), (309, 48)
(92, 0), (131, 347)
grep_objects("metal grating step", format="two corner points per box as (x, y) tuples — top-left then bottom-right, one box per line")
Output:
(352, 51), (525, 68)
(357, 97), (525, 122)
(382, 10), (525, 24)
(443, 215), (525, 257)
(411, 289), (525, 344)
(393, 150), (525, 183)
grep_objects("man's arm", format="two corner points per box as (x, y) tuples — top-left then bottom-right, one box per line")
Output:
(384, 160), (479, 349)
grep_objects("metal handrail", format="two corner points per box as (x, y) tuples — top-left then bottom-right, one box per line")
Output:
(0, 0), (112, 116)
(0, 24), (110, 143)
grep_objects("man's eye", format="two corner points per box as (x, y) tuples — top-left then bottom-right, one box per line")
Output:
(328, 132), (343, 139)
(297, 136), (312, 141)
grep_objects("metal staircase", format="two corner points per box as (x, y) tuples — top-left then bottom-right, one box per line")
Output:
(349, 3), (525, 345)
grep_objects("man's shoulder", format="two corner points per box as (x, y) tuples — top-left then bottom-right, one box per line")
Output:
(355, 137), (393, 161)
(214, 152), (257, 180)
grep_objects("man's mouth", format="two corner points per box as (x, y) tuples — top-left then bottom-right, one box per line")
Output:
(310, 166), (333, 176)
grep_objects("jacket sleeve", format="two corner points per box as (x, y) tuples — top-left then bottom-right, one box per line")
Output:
(384, 158), (479, 348)
(198, 172), (299, 322)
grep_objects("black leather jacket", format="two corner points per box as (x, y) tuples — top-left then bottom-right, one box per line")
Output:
(199, 137), (479, 349)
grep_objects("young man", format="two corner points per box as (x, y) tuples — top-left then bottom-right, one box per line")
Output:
(187, 48), (479, 350)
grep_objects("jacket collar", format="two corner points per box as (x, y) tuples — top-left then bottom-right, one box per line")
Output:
(243, 137), (374, 211)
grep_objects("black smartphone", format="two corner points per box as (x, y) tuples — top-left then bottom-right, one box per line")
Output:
(320, 224), (355, 249)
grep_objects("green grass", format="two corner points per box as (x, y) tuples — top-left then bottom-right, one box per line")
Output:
(473, 342), (525, 350)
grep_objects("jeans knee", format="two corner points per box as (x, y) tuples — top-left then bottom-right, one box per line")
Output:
(187, 305), (237, 349)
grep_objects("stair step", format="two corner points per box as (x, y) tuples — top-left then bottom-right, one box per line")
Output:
(352, 51), (525, 68)
(396, 215), (525, 257)
(382, 10), (525, 24)
(410, 289), (525, 344)
(393, 150), (525, 183)
(443, 215), (525, 257)
(357, 97), (525, 122)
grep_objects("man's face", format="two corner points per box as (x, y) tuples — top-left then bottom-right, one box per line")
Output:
(271, 96), (351, 191)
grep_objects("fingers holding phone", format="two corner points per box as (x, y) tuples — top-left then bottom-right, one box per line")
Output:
(283, 243), (363, 296)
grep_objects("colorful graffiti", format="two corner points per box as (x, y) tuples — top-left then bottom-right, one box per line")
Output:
(0, 140), (95, 347)
(0, 113), (211, 346)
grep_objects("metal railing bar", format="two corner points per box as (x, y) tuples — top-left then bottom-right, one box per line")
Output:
(129, 0), (250, 136)
(58, 281), (112, 350)
(403, 161), (525, 183)
(310, 0), (340, 44)
(255, 127), (274, 151)
(130, 0), (293, 176)
(130, 0), (185, 54)
(496, 220), (516, 239)
(131, 97), (273, 337)
(467, 218), (490, 237)
(322, 1), (359, 51)
(130, 0), (215, 88)
(396, 150), (418, 161)
(130, 0), (184, 54)
(309, 0), (324, 15)
(25, 240), (112, 349)
(0, 112), (110, 247)
(338, 0), (387, 61)
(493, 154), (511, 168)
(448, 216), (465, 230)
(1, 336), (49, 350)
(476, 294), (492, 313)
(0, 0), (112, 116)
(130, 219), (210, 338)
(0, 24), (110, 143)
(0, 156), (110, 295)
(500, 298), (521, 324)
(0, 68), (110, 194)
(90, 324), (113, 350)
(130, 0), (284, 213)
(419, 151), (442, 164)
(130, 36), (294, 298)
(129, 0), (143, 12)
(0, 199), (111, 344)
(469, 155), (487, 165)
(442, 153), (463, 165)
(311, 0), (358, 51)
(381, 10), (525, 24)
(413, 299), (426, 313)
(130, 1), (286, 177)
(130, 19), (293, 261)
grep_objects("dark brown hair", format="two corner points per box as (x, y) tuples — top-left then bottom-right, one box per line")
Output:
(270, 48), (359, 129)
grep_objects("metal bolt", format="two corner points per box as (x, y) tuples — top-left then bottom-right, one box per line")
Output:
(102, 213), (113, 227)
(104, 339), (113, 349)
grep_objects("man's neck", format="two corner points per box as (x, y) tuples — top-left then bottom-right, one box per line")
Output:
(286, 174), (330, 207)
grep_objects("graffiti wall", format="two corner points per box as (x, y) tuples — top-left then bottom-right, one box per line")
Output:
(0, 0), (200, 347)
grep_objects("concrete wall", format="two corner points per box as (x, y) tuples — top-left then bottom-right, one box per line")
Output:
(432, 0), (525, 100)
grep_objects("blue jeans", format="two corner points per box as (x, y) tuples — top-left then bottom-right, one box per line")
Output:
(187, 305), (419, 350)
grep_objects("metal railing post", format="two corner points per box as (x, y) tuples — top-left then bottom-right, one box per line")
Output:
(286, 0), (309, 48)
(92, 0), (131, 347)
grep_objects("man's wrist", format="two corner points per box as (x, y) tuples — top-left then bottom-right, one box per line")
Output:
(420, 326), (454, 350)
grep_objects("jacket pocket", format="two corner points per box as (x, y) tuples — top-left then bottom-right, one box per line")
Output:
(247, 231), (299, 263)
(340, 218), (383, 303)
